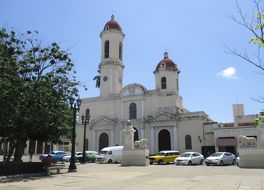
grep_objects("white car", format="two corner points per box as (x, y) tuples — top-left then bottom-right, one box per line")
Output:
(205, 152), (236, 166)
(175, 152), (204, 165)
(63, 152), (82, 162)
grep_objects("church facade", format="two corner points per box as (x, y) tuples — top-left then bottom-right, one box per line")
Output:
(76, 15), (212, 154)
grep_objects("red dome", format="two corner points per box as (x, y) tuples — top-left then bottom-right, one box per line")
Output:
(103, 15), (122, 32)
(155, 52), (176, 71)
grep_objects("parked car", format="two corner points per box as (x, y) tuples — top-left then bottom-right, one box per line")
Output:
(39, 151), (70, 163)
(96, 146), (123, 164)
(175, 152), (204, 165)
(149, 150), (180, 164)
(75, 151), (99, 162)
(236, 157), (240, 166)
(205, 152), (236, 166)
(86, 151), (99, 162)
(63, 152), (82, 162)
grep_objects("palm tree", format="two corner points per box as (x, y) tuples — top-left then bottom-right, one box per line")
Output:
(93, 69), (100, 88)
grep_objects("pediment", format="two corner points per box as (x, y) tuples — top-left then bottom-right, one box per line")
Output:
(120, 83), (147, 97)
(90, 116), (116, 126)
(147, 112), (176, 122)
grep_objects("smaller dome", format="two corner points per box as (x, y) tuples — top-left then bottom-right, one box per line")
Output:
(155, 52), (177, 72)
(103, 15), (122, 32)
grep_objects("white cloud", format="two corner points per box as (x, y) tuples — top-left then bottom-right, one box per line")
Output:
(217, 67), (238, 79)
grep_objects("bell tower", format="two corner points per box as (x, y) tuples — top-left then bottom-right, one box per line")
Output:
(154, 52), (180, 94)
(99, 15), (125, 97)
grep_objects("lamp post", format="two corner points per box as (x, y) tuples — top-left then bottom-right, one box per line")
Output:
(68, 97), (81, 173)
(81, 113), (90, 164)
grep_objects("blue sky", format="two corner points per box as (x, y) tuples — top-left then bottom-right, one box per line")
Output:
(1, 0), (263, 122)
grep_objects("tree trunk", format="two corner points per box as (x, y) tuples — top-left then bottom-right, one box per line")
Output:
(14, 139), (27, 162)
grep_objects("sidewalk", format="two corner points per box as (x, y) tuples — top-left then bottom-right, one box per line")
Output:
(0, 163), (263, 190)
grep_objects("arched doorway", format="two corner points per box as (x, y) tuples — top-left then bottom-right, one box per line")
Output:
(133, 127), (139, 142)
(158, 129), (171, 151)
(99, 133), (109, 151)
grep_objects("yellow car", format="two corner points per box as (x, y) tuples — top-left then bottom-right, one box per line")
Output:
(149, 150), (180, 164)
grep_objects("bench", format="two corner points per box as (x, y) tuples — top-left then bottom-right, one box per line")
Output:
(45, 162), (66, 176)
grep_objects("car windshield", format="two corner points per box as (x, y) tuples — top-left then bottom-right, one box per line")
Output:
(99, 151), (108, 155)
(180, 153), (191, 157)
(211, 152), (223, 157)
(159, 152), (166, 156)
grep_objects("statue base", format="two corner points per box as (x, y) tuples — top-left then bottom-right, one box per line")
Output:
(121, 149), (150, 166)
(238, 147), (264, 168)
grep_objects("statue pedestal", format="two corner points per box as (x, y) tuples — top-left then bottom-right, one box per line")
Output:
(238, 147), (264, 168)
(121, 149), (150, 166)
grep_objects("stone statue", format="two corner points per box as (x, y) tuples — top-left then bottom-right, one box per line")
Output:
(123, 120), (135, 150)
(121, 120), (150, 166)
(134, 138), (148, 149)
(238, 135), (257, 147)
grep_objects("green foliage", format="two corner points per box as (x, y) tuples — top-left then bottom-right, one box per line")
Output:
(0, 28), (81, 161)
(255, 112), (264, 126)
(93, 69), (100, 88)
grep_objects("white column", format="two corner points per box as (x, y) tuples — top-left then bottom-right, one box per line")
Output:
(120, 129), (123, 145)
(111, 130), (114, 146)
(25, 140), (29, 155)
(121, 101), (123, 121)
(150, 127), (154, 154)
(141, 99), (144, 138)
(173, 126), (178, 150)
(92, 130), (96, 151)
(110, 67), (112, 94)
(119, 100), (124, 145)
(140, 128), (144, 139)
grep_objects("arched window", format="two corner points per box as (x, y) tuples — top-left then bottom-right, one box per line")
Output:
(161, 77), (167, 89)
(129, 103), (137, 119)
(119, 42), (122, 60)
(104, 40), (109, 58)
(85, 109), (90, 117)
(185, 135), (192, 150)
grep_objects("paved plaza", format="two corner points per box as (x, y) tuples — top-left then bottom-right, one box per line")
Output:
(0, 163), (263, 190)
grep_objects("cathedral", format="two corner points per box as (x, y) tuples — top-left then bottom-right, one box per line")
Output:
(76, 15), (212, 154)
(1, 16), (259, 156)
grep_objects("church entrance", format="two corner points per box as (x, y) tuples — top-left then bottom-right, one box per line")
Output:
(158, 129), (171, 151)
(134, 127), (139, 142)
(99, 133), (109, 151)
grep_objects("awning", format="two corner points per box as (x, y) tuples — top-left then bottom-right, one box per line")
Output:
(216, 138), (237, 146)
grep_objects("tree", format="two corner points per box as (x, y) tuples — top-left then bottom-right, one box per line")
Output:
(255, 111), (264, 126)
(93, 69), (100, 88)
(0, 28), (81, 162)
(226, 0), (264, 102)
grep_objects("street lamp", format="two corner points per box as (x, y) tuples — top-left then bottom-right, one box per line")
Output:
(81, 113), (90, 164)
(68, 97), (81, 173)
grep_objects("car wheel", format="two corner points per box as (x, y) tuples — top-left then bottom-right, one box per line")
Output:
(206, 163), (209, 166)
(158, 159), (163, 164)
(188, 161), (192, 165)
(108, 159), (112, 164)
(200, 159), (204, 165)
(219, 160), (223, 166)
(232, 159), (236, 165)
(150, 162), (153, 165)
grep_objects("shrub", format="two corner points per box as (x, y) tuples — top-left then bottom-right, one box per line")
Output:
(0, 162), (46, 176)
